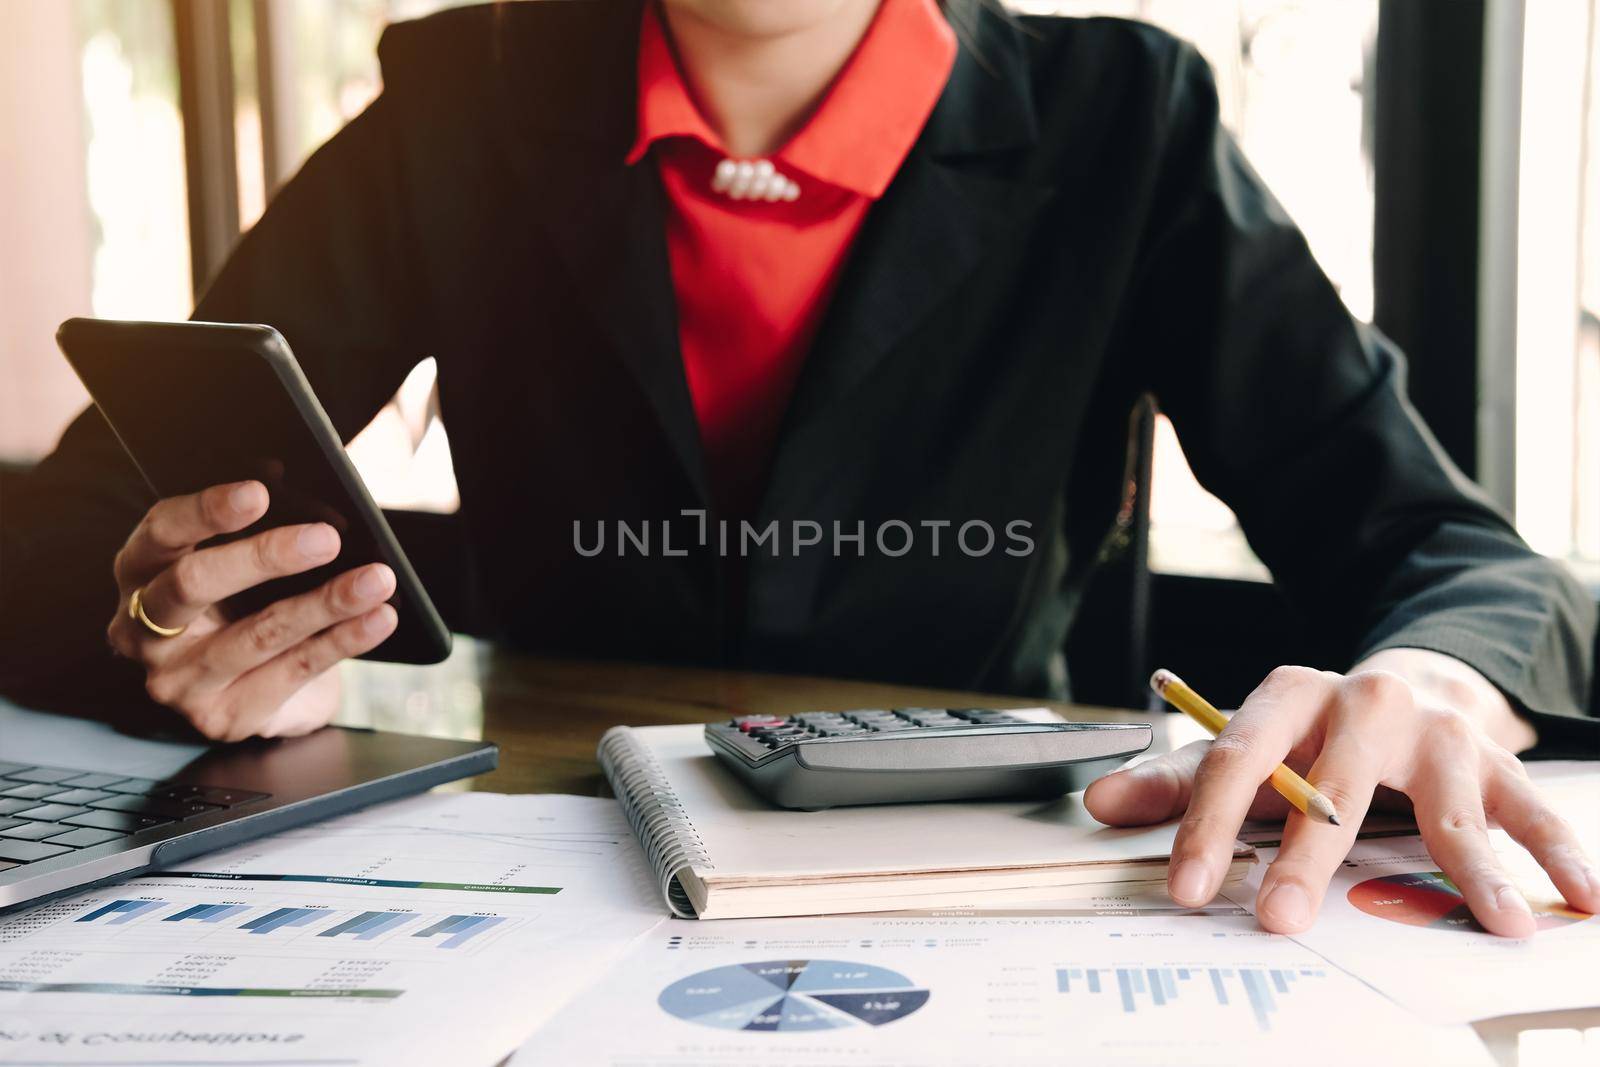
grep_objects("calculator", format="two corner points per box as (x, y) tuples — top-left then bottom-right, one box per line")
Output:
(704, 708), (1153, 810)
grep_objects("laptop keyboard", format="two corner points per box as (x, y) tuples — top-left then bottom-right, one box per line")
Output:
(0, 762), (268, 871)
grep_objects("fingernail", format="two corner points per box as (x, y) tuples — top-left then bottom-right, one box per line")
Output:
(1262, 882), (1312, 928)
(1551, 852), (1600, 905)
(1495, 885), (1533, 917)
(1571, 856), (1600, 901)
(297, 524), (337, 557)
(363, 606), (395, 635)
(355, 566), (392, 600)
(230, 483), (261, 512)
(1169, 859), (1211, 905)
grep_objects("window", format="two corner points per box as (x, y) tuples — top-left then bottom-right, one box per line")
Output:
(1581, 6), (1600, 565)
(1505, 0), (1600, 566)
(0, 0), (190, 460)
(0, 0), (464, 512)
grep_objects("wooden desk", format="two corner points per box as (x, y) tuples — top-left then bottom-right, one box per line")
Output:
(338, 639), (1595, 1067)
(337, 636), (1181, 796)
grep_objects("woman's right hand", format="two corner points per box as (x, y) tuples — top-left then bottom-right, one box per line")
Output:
(105, 480), (398, 741)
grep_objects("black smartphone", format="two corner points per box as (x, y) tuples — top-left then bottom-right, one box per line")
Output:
(56, 317), (451, 664)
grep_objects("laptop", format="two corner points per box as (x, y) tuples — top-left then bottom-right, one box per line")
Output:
(0, 698), (496, 913)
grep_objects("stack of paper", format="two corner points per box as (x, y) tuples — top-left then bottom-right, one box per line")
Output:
(0, 793), (664, 1065)
(509, 911), (1493, 1066)
(3, 764), (1592, 1065)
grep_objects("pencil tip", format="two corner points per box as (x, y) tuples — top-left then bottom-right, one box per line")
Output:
(1305, 793), (1344, 825)
(1307, 794), (1341, 825)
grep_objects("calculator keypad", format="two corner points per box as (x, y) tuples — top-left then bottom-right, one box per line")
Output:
(731, 708), (1025, 751)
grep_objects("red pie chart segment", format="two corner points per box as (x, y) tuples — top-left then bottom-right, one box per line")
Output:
(1348, 871), (1591, 931)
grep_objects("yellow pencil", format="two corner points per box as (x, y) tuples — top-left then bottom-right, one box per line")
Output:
(1150, 669), (1340, 826)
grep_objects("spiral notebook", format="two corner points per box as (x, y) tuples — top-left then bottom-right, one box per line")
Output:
(598, 724), (1255, 920)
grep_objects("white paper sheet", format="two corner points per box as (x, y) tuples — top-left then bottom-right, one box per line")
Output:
(0, 793), (666, 1065)
(510, 912), (1492, 1067)
(1223, 770), (1600, 1024)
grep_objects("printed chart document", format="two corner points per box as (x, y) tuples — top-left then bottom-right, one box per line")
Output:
(1223, 768), (1600, 1024)
(511, 912), (1491, 1067)
(0, 793), (665, 1065)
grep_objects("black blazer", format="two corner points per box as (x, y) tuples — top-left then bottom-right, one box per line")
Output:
(4, 1), (1594, 741)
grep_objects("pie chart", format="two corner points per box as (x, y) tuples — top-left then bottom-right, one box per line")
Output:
(1348, 871), (1591, 931)
(658, 959), (930, 1032)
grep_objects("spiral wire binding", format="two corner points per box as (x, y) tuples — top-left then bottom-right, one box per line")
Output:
(597, 726), (712, 918)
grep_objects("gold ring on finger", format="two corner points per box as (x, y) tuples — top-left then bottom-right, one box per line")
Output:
(129, 586), (187, 638)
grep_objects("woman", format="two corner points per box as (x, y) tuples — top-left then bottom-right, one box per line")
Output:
(3, 0), (1595, 937)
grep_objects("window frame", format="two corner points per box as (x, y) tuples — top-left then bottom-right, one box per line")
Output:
(172, 0), (240, 294)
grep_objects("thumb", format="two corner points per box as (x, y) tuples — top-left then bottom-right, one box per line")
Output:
(1083, 741), (1210, 826)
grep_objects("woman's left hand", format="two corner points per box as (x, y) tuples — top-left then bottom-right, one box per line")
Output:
(1083, 648), (1600, 937)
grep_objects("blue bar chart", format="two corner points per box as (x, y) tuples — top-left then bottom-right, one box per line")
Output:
(76, 900), (164, 925)
(412, 914), (507, 949)
(318, 911), (413, 941)
(1054, 965), (1326, 1032)
(62, 900), (511, 950)
(240, 907), (325, 934)
(163, 903), (250, 924)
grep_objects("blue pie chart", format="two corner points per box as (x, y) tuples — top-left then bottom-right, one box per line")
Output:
(658, 959), (930, 1032)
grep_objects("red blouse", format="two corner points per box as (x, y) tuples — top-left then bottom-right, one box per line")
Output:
(626, 0), (957, 518)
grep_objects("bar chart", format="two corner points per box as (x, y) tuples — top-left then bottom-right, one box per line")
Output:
(162, 903), (249, 924)
(239, 907), (326, 934)
(412, 914), (507, 949)
(75, 900), (164, 925)
(1054, 964), (1327, 1032)
(59, 897), (519, 953)
(0, 794), (645, 1067)
(318, 911), (414, 941)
